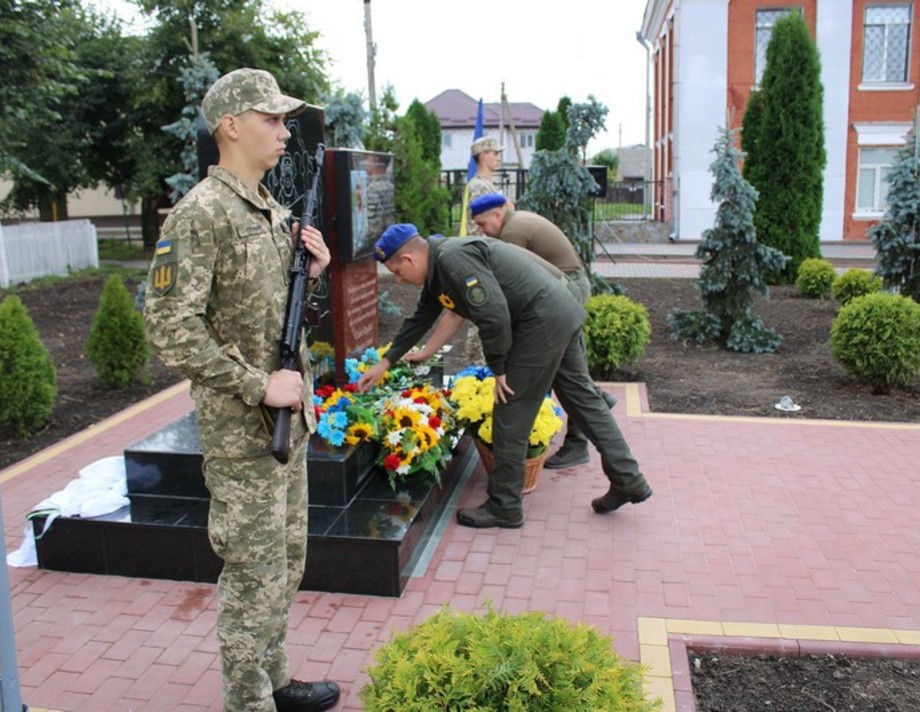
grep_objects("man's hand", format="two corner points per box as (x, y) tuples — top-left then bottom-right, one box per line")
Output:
(403, 346), (435, 364)
(494, 374), (515, 404)
(356, 358), (391, 393)
(293, 223), (331, 278)
(264, 369), (304, 411)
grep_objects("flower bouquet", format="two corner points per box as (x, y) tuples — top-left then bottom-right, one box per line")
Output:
(448, 366), (564, 493)
(313, 344), (458, 489)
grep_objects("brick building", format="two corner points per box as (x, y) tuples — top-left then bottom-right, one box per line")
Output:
(640, 0), (920, 241)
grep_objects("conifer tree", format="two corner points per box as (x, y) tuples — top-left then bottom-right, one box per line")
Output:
(745, 12), (825, 282)
(868, 129), (920, 302)
(536, 110), (565, 151)
(0, 295), (57, 435)
(85, 276), (150, 389)
(668, 126), (788, 352)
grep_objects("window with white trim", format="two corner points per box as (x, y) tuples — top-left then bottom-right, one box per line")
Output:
(755, 8), (796, 85)
(862, 4), (912, 83)
(442, 133), (452, 148)
(856, 146), (899, 213)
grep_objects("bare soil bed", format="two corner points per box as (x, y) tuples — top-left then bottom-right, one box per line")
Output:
(3, 269), (919, 710)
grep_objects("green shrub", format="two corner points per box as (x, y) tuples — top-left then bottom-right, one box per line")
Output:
(584, 295), (651, 373)
(830, 292), (920, 394)
(832, 268), (883, 307)
(795, 257), (836, 298)
(0, 296), (57, 435)
(85, 276), (150, 388)
(360, 605), (660, 711)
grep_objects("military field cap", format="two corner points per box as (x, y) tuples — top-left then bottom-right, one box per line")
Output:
(201, 68), (306, 134)
(471, 136), (504, 156)
(375, 223), (420, 262)
(470, 193), (507, 216)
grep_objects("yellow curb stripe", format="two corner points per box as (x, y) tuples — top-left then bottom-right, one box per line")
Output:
(1, 381), (190, 484)
(638, 618), (920, 712)
(602, 382), (920, 430)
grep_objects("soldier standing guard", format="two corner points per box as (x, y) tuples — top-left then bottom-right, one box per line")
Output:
(356, 224), (652, 528)
(144, 68), (340, 712)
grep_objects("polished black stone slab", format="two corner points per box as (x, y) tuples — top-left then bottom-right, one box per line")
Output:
(32, 434), (475, 596)
(124, 413), (378, 507)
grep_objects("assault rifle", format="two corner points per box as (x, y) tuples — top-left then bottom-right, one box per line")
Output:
(270, 144), (325, 464)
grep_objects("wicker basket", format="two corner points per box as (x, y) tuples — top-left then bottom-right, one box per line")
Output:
(473, 438), (547, 494)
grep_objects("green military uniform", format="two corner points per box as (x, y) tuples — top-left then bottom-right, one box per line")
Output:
(494, 208), (610, 455)
(385, 237), (649, 520)
(145, 165), (315, 712)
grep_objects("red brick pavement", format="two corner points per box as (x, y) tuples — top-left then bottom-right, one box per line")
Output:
(3, 381), (919, 711)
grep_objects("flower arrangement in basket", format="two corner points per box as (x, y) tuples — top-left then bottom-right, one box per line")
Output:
(312, 344), (458, 488)
(447, 366), (564, 493)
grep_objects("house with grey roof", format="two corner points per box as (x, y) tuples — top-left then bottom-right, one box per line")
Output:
(425, 89), (544, 170)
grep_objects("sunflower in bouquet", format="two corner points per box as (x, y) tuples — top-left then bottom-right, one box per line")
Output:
(376, 383), (458, 488)
(449, 366), (564, 458)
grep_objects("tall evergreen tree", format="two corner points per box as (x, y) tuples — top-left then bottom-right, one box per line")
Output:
(740, 89), (764, 186)
(668, 126), (788, 353)
(745, 12), (825, 282)
(391, 115), (449, 235)
(405, 99), (442, 166)
(536, 110), (565, 151)
(868, 129), (920, 302)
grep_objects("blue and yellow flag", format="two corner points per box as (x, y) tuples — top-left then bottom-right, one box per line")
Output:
(459, 99), (485, 237)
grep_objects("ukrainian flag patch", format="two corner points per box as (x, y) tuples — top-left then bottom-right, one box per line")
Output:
(464, 275), (479, 288)
(155, 239), (173, 255)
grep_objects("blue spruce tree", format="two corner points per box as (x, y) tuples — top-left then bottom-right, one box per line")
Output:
(668, 125), (788, 353)
(868, 129), (920, 303)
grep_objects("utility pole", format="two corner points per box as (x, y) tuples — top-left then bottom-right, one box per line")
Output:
(363, 0), (377, 112)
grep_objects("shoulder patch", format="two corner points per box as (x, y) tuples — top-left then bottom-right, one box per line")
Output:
(438, 293), (456, 310)
(467, 283), (489, 307)
(150, 260), (177, 296)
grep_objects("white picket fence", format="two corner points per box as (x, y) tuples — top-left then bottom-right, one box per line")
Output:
(0, 220), (99, 288)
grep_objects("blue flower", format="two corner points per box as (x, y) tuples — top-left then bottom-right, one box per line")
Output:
(453, 365), (494, 382)
(345, 358), (361, 383)
(361, 347), (381, 364)
(329, 411), (349, 429)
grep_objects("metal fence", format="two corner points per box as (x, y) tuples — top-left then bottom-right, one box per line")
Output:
(442, 170), (660, 233)
(0, 219), (99, 288)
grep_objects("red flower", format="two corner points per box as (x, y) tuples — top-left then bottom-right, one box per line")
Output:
(383, 453), (402, 471)
(316, 385), (335, 398)
(342, 383), (358, 392)
(414, 396), (427, 404)
(429, 416), (442, 429)
(402, 389), (412, 398)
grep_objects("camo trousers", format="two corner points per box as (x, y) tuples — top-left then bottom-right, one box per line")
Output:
(204, 436), (308, 712)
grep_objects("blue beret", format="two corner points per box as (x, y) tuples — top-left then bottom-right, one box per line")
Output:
(470, 193), (507, 216)
(375, 223), (419, 262)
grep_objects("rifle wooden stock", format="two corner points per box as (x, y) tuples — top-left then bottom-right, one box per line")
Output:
(270, 144), (325, 464)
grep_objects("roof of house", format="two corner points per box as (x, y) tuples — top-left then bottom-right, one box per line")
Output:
(425, 89), (544, 129)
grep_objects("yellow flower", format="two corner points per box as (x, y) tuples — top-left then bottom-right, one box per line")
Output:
(345, 421), (376, 446)
(413, 423), (440, 452)
(529, 398), (563, 449)
(391, 406), (422, 430)
(438, 293), (456, 310)
(477, 415), (493, 444)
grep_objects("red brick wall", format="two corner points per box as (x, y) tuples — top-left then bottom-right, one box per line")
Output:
(843, 0), (920, 240)
(726, 1), (818, 131)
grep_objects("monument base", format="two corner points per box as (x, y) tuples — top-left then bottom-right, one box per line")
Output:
(31, 417), (475, 597)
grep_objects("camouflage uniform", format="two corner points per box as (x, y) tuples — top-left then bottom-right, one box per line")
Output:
(145, 165), (315, 712)
(385, 237), (649, 519)
(464, 174), (499, 238)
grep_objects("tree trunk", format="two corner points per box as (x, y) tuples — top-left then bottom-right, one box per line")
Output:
(37, 190), (69, 222)
(141, 195), (164, 253)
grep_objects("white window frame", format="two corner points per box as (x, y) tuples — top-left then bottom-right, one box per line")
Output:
(442, 133), (452, 149)
(852, 123), (910, 219)
(754, 7), (800, 87)
(860, 3), (913, 86)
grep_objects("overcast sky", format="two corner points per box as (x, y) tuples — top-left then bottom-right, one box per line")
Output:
(100, 0), (651, 155)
